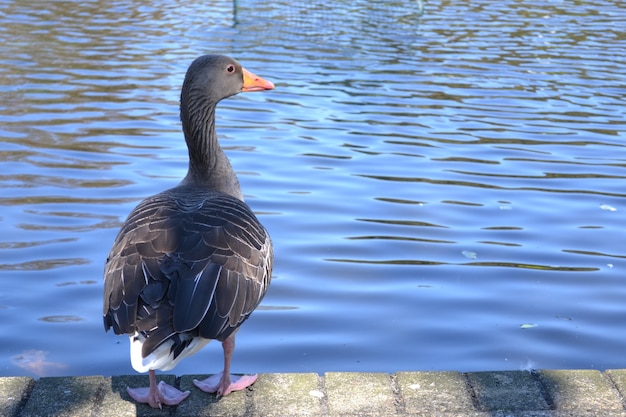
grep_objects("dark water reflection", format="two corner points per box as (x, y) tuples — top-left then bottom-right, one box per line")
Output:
(1, 0), (625, 377)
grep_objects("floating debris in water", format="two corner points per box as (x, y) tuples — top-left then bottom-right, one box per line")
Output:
(520, 359), (537, 372)
(12, 350), (66, 377)
(520, 323), (538, 329)
(499, 202), (513, 210)
(462, 250), (478, 259)
(600, 204), (617, 212)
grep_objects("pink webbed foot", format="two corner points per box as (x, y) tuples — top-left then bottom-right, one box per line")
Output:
(193, 372), (258, 397)
(127, 380), (190, 409)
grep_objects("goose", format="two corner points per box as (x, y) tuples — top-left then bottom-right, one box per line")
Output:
(103, 54), (274, 409)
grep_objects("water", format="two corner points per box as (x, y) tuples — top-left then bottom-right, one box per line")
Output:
(0, 0), (625, 378)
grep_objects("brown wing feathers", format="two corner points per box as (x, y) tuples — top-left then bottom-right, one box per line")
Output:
(103, 187), (271, 358)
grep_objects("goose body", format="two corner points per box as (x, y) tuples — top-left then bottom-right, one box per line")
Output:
(103, 55), (274, 408)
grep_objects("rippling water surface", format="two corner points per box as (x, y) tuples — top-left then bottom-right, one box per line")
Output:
(1, 0), (625, 378)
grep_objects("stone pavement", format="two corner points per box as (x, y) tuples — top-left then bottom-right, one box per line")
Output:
(3, 370), (626, 416)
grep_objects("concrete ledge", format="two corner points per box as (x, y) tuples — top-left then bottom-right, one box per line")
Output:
(2, 370), (626, 416)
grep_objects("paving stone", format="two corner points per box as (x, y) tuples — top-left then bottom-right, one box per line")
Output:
(400, 414), (496, 417)
(540, 369), (623, 412)
(20, 375), (104, 417)
(3, 370), (626, 416)
(548, 413), (626, 417)
(251, 373), (322, 417)
(175, 374), (248, 417)
(463, 413), (626, 417)
(467, 370), (549, 412)
(0, 376), (33, 417)
(325, 372), (396, 416)
(606, 369), (626, 402)
(96, 374), (177, 417)
(395, 371), (474, 414)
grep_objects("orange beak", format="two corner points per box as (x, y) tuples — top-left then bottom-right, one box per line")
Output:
(242, 67), (275, 92)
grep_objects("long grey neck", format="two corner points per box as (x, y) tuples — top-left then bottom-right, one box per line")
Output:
(179, 97), (243, 200)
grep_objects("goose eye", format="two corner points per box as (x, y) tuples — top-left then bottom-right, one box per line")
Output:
(226, 64), (235, 73)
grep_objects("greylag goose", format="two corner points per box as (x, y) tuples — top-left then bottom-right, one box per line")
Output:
(103, 54), (274, 409)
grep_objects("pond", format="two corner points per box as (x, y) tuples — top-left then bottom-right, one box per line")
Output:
(0, 0), (625, 378)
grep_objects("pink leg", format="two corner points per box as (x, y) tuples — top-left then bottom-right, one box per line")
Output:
(193, 335), (258, 397)
(127, 369), (190, 409)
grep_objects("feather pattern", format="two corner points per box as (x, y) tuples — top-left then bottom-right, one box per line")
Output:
(103, 185), (272, 366)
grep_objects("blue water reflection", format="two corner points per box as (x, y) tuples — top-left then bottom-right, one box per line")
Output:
(0, 0), (625, 378)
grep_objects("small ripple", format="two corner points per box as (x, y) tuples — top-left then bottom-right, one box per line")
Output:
(0, 258), (90, 271)
(39, 315), (84, 323)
